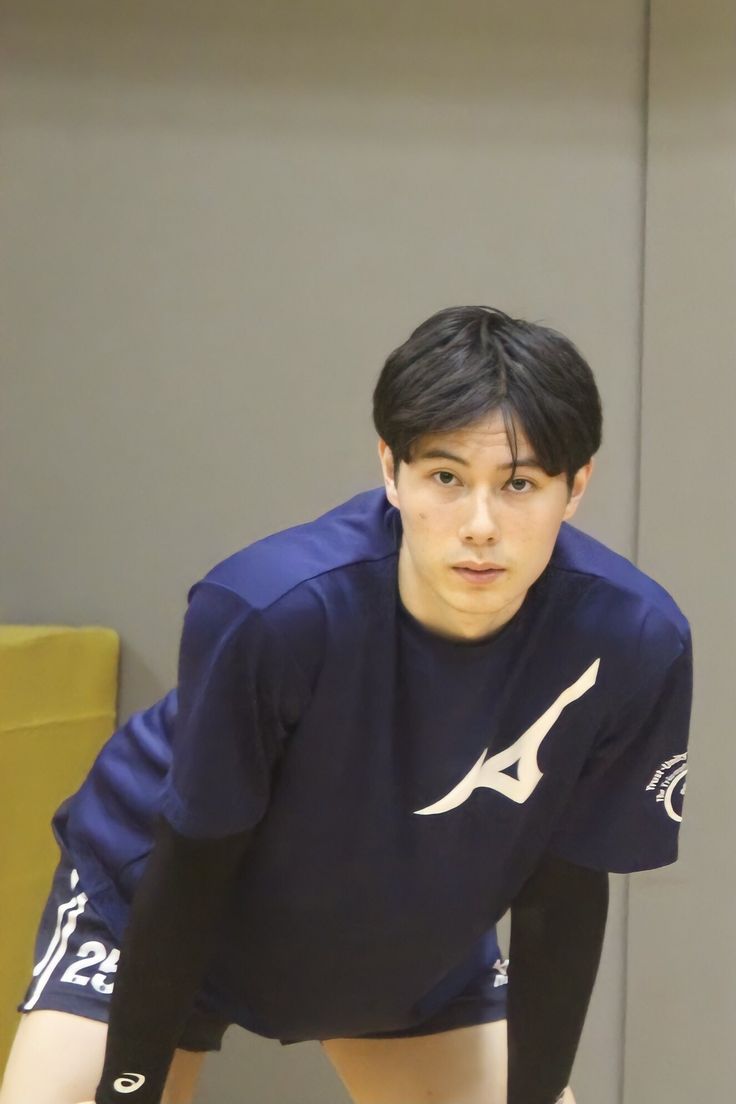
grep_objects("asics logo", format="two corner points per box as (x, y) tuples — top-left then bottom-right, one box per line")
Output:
(113, 1073), (146, 1094)
(414, 659), (600, 814)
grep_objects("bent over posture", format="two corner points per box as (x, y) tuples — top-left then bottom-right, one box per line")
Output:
(1, 306), (693, 1104)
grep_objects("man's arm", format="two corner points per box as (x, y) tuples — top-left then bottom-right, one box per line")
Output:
(507, 851), (609, 1104)
(93, 816), (254, 1104)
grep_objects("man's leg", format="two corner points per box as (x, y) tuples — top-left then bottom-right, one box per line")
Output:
(322, 1020), (576, 1104)
(0, 1010), (205, 1104)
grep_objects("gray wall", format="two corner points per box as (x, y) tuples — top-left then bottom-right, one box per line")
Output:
(624, 2), (736, 1100)
(2, 2), (728, 1101)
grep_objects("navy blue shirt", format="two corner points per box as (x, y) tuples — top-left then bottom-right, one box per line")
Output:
(54, 488), (693, 1041)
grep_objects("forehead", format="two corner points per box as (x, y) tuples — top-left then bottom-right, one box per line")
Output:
(414, 413), (533, 459)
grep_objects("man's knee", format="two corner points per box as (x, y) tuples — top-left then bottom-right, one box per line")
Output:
(0, 1011), (205, 1104)
(0, 1010), (107, 1104)
(162, 1049), (206, 1104)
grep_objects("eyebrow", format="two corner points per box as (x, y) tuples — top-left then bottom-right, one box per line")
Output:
(415, 448), (545, 470)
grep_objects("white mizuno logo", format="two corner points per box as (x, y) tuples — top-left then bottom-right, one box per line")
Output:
(413, 659), (600, 815)
(113, 1073), (146, 1094)
(492, 958), (509, 987)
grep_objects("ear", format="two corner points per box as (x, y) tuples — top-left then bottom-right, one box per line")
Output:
(377, 439), (400, 509)
(562, 459), (595, 521)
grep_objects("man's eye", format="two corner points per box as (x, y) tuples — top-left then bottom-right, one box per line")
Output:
(433, 471), (458, 487)
(507, 477), (534, 493)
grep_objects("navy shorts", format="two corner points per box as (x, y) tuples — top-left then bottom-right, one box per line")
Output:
(18, 850), (229, 1052)
(20, 848), (508, 1050)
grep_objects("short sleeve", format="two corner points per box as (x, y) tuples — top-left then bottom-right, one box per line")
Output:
(161, 580), (307, 839)
(547, 628), (693, 873)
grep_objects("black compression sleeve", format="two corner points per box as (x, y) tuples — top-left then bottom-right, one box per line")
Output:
(94, 817), (253, 1104)
(506, 851), (609, 1104)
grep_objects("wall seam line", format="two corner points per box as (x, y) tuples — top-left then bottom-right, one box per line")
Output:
(621, 1), (653, 1103)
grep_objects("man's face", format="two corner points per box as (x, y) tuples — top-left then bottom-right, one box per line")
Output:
(378, 411), (593, 642)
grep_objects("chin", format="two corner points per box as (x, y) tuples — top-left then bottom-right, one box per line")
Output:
(446, 594), (503, 617)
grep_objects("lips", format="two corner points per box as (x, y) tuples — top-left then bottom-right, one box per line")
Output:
(453, 564), (506, 584)
(454, 562), (505, 572)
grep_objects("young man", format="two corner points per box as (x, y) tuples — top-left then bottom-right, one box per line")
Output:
(0, 306), (692, 1104)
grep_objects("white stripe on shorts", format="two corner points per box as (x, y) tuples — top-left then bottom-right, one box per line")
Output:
(23, 868), (88, 1011)
(31, 868), (81, 978)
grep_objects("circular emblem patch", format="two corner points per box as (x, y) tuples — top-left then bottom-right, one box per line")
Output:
(645, 752), (687, 823)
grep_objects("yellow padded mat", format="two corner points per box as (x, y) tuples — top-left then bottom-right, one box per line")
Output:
(0, 625), (119, 1067)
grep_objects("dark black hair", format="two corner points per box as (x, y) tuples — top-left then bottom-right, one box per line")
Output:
(372, 305), (602, 492)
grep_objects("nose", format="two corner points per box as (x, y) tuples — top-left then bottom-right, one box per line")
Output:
(459, 491), (501, 544)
